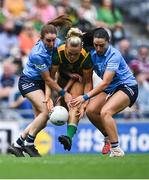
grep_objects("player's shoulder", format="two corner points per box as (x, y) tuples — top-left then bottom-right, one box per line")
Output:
(106, 45), (122, 59)
(29, 51), (47, 63)
(81, 47), (89, 57)
(110, 45), (121, 54)
(57, 44), (65, 52)
(31, 40), (46, 56)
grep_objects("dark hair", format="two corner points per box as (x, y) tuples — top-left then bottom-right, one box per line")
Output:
(40, 15), (72, 39)
(40, 24), (57, 39)
(83, 27), (110, 50)
(138, 45), (149, 51)
(93, 28), (110, 42)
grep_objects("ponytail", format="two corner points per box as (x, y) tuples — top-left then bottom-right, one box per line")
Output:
(41, 15), (72, 39)
(83, 27), (110, 50)
(47, 15), (72, 28)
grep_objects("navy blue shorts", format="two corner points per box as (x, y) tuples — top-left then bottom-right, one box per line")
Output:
(18, 74), (45, 97)
(104, 84), (138, 107)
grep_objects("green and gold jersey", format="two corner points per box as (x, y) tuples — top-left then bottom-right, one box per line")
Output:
(52, 44), (93, 79)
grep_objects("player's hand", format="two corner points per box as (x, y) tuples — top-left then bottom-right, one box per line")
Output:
(43, 98), (53, 111)
(76, 105), (85, 119)
(64, 92), (72, 109)
(54, 96), (62, 105)
(70, 95), (85, 107)
(68, 73), (82, 82)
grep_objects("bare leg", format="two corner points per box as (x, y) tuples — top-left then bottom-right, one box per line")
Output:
(23, 90), (49, 137)
(58, 81), (83, 151)
(9, 90), (49, 157)
(100, 91), (130, 143)
(21, 105), (40, 139)
(86, 92), (107, 135)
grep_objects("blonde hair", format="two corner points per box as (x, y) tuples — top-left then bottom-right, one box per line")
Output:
(66, 28), (83, 47)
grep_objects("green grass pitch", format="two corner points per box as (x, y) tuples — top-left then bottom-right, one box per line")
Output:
(0, 154), (148, 179)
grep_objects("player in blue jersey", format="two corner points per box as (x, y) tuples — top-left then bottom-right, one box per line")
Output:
(71, 27), (138, 157)
(8, 15), (72, 157)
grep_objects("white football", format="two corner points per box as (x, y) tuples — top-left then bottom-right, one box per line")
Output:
(49, 106), (69, 126)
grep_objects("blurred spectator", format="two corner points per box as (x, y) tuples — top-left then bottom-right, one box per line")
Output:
(56, 3), (66, 16)
(0, 20), (19, 59)
(9, 89), (34, 119)
(135, 72), (149, 118)
(18, 21), (39, 55)
(146, 23), (149, 35)
(7, 47), (24, 76)
(118, 38), (135, 65)
(96, 0), (123, 28)
(77, 0), (97, 27)
(56, 0), (79, 26)
(96, 0), (125, 44)
(24, 0), (34, 12)
(29, 0), (57, 32)
(0, 60), (19, 108)
(129, 45), (149, 80)
(4, 0), (27, 19)
(0, 0), (6, 32)
(55, 0), (80, 40)
(12, 56), (23, 76)
(111, 23), (125, 45)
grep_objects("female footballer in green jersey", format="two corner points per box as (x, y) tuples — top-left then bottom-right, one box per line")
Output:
(51, 28), (93, 151)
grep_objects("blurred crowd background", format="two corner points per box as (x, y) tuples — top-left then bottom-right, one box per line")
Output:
(0, 0), (149, 121)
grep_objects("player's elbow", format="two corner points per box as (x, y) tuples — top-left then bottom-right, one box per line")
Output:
(101, 81), (109, 90)
(44, 77), (53, 85)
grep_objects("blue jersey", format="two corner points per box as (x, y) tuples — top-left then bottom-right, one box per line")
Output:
(90, 45), (137, 93)
(23, 39), (61, 80)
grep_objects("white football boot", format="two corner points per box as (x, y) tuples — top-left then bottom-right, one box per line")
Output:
(109, 146), (125, 157)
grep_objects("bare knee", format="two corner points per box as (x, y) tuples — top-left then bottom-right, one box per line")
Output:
(86, 105), (98, 117)
(100, 108), (112, 120)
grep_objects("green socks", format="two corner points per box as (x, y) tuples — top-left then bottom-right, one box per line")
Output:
(67, 124), (77, 140)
